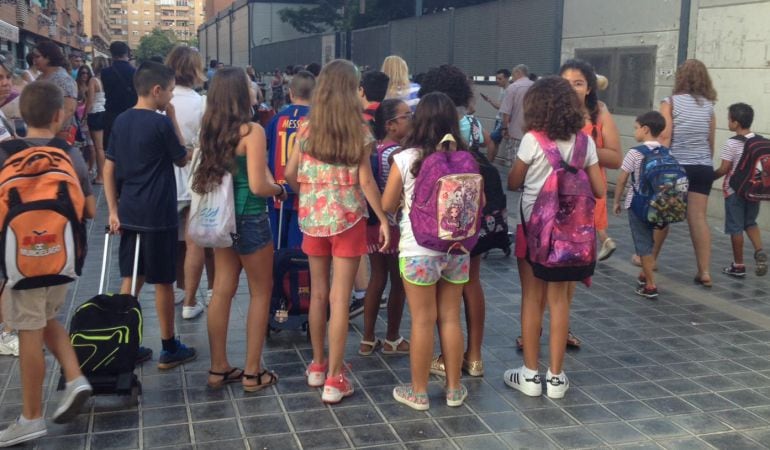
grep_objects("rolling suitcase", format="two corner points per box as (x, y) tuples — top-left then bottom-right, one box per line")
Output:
(59, 228), (142, 404)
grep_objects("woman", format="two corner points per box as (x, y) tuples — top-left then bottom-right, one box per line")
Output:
(166, 45), (214, 321)
(0, 51), (22, 137)
(21, 53), (39, 83)
(655, 59), (717, 287)
(33, 42), (78, 142)
(86, 56), (108, 184)
(192, 67), (283, 392)
(75, 65), (95, 174)
(381, 55), (420, 110)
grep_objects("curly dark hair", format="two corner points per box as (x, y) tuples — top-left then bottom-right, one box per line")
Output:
(35, 41), (67, 69)
(404, 92), (468, 177)
(559, 59), (599, 125)
(674, 59), (717, 103)
(417, 65), (473, 108)
(523, 76), (585, 142)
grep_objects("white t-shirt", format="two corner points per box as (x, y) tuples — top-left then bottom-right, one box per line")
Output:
(170, 86), (205, 202)
(517, 132), (599, 222)
(392, 147), (444, 257)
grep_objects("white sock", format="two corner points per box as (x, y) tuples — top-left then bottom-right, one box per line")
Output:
(65, 375), (85, 389)
(547, 369), (565, 379)
(353, 290), (366, 300)
(18, 415), (42, 425)
(520, 365), (539, 378)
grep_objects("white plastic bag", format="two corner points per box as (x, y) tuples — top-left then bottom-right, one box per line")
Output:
(187, 152), (236, 248)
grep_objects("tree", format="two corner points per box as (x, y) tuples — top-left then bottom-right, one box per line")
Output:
(135, 28), (177, 62)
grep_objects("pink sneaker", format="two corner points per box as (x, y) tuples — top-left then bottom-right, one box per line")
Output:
(322, 372), (354, 404)
(306, 361), (327, 387)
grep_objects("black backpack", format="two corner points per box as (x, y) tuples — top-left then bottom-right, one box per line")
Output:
(470, 149), (510, 256)
(728, 134), (770, 201)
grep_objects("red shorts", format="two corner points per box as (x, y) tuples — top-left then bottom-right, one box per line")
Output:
(302, 220), (367, 258)
(515, 223), (527, 259)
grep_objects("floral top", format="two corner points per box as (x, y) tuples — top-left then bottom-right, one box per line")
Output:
(295, 123), (370, 237)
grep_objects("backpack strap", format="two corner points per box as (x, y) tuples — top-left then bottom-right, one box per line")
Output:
(0, 137), (70, 157)
(530, 131), (565, 171)
(569, 132), (589, 168)
(732, 134), (748, 142)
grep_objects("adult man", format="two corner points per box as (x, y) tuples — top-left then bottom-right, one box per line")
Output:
(100, 42), (137, 150)
(480, 68), (511, 161)
(499, 64), (534, 162)
(69, 53), (84, 79)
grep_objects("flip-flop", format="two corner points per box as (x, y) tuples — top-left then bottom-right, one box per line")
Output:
(567, 330), (582, 348)
(693, 275), (713, 288)
(207, 367), (243, 389)
(358, 338), (381, 356)
(243, 369), (278, 393)
(382, 336), (410, 355)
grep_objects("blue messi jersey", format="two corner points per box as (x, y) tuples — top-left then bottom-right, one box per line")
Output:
(266, 104), (310, 211)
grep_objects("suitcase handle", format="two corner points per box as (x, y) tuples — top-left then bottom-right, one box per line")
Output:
(99, 226), (141, 297)
(277, 201), (284, 251)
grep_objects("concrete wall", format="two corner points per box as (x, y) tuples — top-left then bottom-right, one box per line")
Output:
(231, 5), (249, 68)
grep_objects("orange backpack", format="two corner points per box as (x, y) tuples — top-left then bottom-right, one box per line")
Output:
(0, 138), (86, 289)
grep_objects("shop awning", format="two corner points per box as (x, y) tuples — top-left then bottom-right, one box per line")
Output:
(0, 20), (19, 43)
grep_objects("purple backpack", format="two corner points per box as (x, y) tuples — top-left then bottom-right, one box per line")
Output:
(525, 131), (596, 281)
(410, 143), (483, 254)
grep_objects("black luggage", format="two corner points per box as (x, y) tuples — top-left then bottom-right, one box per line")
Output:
(59, 228), (142, 403)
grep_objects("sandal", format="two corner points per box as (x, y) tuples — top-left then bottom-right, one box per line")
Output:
(567, 330), (582, 348)
(382, 336), (410, 355)
(243, 369), (279, 393)
(693, 274), (713, 288)
(207, 367), (243, 389)
(358, 338), (381, 356)
(516, 328), (544, 350)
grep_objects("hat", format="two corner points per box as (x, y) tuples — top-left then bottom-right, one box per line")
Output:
(0, 51), (15, 75)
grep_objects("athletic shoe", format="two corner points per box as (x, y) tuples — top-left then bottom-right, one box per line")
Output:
(52, 376), (92, 424)
(322, 372), (354, 404)
(503, 366), (542, 396)
(392, 384), (429, 411)
(545, 369), (569, 399)
(636, 275), (647, 287)
(635, 285), (659, 299)
(755, 250), (768, 276)
(174, 288), (185, 305)
(0, 417), (46, 447)
(135, 346), (153, 365)
(0, 331), (19, 357)
(723, 263), (746, 278)
(306, 361), (328, 387)
(182, 303), (205, 320)
(349, 297), (365, 319)
(446, 384), (468, 407)
(598, 238), (616, 261)
(205, 289), (213, 306)
(157, 340), (197, 370)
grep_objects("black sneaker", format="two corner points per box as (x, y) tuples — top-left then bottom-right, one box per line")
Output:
(349, 297), (365, 319)
(723, 263), (746, 278)
(755, 250), (768, 277)
(635, 285), (658, 299)
(135, 346), (153, 365)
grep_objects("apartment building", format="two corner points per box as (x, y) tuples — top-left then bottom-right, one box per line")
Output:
(84, 0), (112, 56)
(108, 0), (204, 50)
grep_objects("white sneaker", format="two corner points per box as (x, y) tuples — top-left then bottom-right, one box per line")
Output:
(204, 289), (213, 306)
(503, 366), (542, 396)
(0, 331), (19, 357)
(0, 417), (46, 447)
(182, 303), (205, 320)
(598, 238), (616, 261)
(545, 369), (569, 399)
(174, 288), (185, 305)
(53, 376), (92, 424)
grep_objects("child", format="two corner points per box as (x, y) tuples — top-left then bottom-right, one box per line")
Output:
(714, 102), (767, 277)
(192, 67), (287, 392)
(104, 61), (196, 369)
(382, 92), (475, 410)
(285, 59), (390, 404)
(506, 76), (604, 399)
(0, 81), (96, 446)
(359, 99), (410, 357)
(613, 111), (668, 298)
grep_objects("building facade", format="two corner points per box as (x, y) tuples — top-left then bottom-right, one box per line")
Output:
(108, 0), (204, 51)
(84, 0), (113, 57)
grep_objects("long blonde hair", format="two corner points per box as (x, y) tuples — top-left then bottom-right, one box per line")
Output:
(307, 59), (365, 166)
(381, 55), (410, 99)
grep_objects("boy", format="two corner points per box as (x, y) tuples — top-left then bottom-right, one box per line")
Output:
(359, 70), (389, 130)
(104, 61), (196, 369)
(266, 70), (315, 250)
(613, 111), (667, 299)
(714, 103), (767, 277)
(0, 81), (96, 446)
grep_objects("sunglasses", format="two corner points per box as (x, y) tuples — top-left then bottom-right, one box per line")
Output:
(389, 112), (413, 122)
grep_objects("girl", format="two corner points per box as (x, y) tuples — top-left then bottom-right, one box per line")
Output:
(285, 59), (390, 404)
(192, 67), (285, 392)
(86, 56), (107, 184)
(381, 55), (420, 110)
(358, 99), (410, 357)
(75, 66), (95, 175)
(382, 92), (473, 410)
(506, 76), (604, 399)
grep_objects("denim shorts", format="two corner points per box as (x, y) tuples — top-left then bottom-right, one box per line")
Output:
(628, 210), (655, 257)
(233, 213), (273, 255)
(724, 194), (760, 235)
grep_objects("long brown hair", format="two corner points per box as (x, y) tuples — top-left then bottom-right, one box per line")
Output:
(674, 59), (717, 103)
(403, 92), (466, 177)
(307, 59), (365, 165)
(192, 67), (252, 194)
(165, 45), (204, 88)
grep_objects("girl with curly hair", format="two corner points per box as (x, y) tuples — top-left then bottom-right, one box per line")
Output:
(192, 67), (286, 392)
(506, 77), (604, 399)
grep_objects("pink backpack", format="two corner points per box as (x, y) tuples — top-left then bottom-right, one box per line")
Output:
(409, 138), (483, 254)
(525, 131), (596, 281)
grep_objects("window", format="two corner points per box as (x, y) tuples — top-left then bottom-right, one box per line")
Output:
(132, 30), (138, 35)
(144, 20), (152, 25)
(144, 10), (150, 15)
(131, 10), (138, 14)
(575, 46), (657, 116)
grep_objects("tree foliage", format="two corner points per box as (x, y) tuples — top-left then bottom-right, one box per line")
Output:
(279, 0), (493, 33)
(135, 28), (177, 62)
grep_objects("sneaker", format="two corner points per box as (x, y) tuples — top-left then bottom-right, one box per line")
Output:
(0, 417), (46, 447)
(598, 238), (616, 261)
(157, 340), (197, 370)
(135, 346), (153, 365)
(635, 285), (659, 299)
(379, 296), (388, 308)
(174, 288), (185, 305)
(305, 361), (328, 387)
(52, 376), (92, 424)
(636, 275), (647, 287)
(546, 369), (569, 399)
(182, 303), (205, 320)
(204, 289), (213, 306)
(723, 263), (747, 278)
(446, 384), (468, 407)
(0, 331), (19, 357)
(503, 366), (542, 396)
(349, 297), (365, 319)
(756, 250), (768, 276)
(322, 372), (354, 404)
(392, 384), (429, 411)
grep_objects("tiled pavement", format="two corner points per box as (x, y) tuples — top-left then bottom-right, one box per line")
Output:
(4, 184), (770, 450)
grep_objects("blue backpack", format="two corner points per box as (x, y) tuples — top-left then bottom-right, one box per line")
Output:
(630, 145), (688, 228)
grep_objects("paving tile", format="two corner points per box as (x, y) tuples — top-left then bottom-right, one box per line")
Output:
(192, 419), (243, 443)
(671, 413), (731, 434)
(524, 407), (578, 428)
(345, 424), (399, 447)
(621, 382), (672, 400)
(190, 401), (235, 421)
(247, 433), (301, 450)
(545, 425), (605, 448)
(659, 437), (713, 450)
(453, 434), (508, 450)
(605, 401), (662, 420)
(92, 410), (139, 432)
(435, 415), (489, 437)
(479, 411), (536, 432)
(563, 404), (620, 424)
(235, 396), (283, 417)
(710, 409), (768, 429)
(241, 414), (291, 436)
(701, 432), (766, 450)
(196, 438), (248, 450)
(583, 384), (635, 402)
(392, 419), (445, 442)
(497, 430), (559, 449)
(90, 430), (139, 448)
(644, 397), (699, 416)
(588, 421), (648, 444)
(629, 418), (688, 439)
(143, 423), (191, 447)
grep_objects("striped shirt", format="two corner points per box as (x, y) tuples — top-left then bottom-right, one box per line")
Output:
(720, 133), (756, 197)
(620, 141), (663, 209)
(663, 94), (714, 166)
(388, 82), (421, 111)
